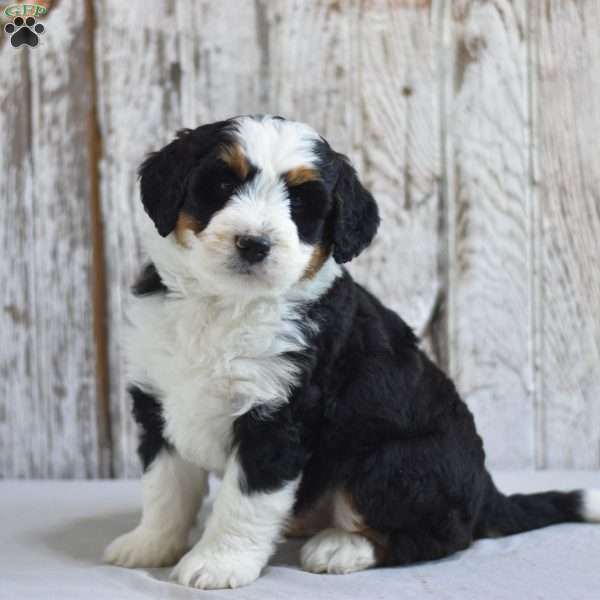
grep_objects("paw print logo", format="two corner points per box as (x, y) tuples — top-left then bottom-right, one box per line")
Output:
(4, 16), (45, 48)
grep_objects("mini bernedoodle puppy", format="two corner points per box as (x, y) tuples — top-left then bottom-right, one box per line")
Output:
(104, 115), (600, 589)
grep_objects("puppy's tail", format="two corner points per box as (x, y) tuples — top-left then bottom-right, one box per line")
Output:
(476, 475), (600, 538)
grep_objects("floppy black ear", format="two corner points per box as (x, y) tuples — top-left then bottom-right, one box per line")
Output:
(330, 155), (380, 264)
(139, 121), (234, 237)
(138, 129), (197, 237)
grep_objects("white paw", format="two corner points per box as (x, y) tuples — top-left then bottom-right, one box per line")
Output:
(104, 526), (187, 568)
(172, 544), (263, 589)
(301, 528), (377, 574)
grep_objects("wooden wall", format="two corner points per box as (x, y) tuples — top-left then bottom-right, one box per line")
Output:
(1, 0), (599, 478)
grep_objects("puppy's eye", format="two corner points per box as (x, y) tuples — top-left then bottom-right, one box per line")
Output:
(288, 190), (302, 207)
(288, 187), (311, 212)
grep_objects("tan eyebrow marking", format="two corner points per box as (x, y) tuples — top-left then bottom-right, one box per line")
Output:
(286, 166), (320, 186)
(219, 143), (250, 180)
(175, 211), (203, 247)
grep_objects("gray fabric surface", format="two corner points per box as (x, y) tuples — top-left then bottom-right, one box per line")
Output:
(1, 472), (600, 599)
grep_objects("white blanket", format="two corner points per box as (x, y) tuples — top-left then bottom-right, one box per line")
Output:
(2, 472), (600, 599)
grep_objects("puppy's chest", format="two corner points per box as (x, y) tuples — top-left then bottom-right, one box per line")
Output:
(128, 294), (308, 471)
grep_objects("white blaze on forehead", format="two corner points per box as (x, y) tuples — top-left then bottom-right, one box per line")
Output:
(218, 175), (295, 242)
(233, 116), (320, 175)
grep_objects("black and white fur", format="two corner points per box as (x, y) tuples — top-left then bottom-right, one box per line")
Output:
(104, 115), (600, 589)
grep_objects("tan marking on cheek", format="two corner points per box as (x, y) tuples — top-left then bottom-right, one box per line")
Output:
(286, 166), (320, 186)
(174, 212), (202, 247)
(302, 243), (330, 280)
(219, 143), (249, 180)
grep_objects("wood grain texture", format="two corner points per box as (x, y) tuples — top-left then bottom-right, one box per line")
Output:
(176, 0), (263, 124)
(96, 0), (264, 476)
(3, 1), (600, 477)
(96, 0), (183, 477)
(445, 0), (534, 468)
(532, 0), (600, 468)
(0, 40), (36, 478)
(352, 0), (442, 348)
(262, 0), (443, 340)
(0, 3), (101, 477)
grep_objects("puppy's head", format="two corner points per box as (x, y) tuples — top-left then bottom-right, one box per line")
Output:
(139, 115), (379, 296)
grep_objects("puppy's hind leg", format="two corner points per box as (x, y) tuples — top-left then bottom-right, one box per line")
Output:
(104, 449), (208, 568)
(300, 492), (380, 574)
(302, 436), (475, 574)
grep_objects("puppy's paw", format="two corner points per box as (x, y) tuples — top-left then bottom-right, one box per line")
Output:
(172, 545), (262, 589)
(104, 526), (187, 568)
(301, 528), (376, 574)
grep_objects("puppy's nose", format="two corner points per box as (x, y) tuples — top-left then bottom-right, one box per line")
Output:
(235, 235), (271, 264)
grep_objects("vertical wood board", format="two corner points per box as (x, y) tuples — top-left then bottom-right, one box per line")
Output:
(0, 2), (101, 477)
(446, 0), (534, 468)
(533, 0), (600, 468)
(263, 0), (443, 340)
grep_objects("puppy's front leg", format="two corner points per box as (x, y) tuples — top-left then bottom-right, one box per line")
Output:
(173, 408), (302, 588)
(104, 449), (208, 567)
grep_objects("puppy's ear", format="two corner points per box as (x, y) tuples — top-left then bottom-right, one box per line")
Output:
(138, 129), (197, 237)
(330, 155), (380, 263)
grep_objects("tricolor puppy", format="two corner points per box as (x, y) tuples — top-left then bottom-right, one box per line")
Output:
(104, 115), (600, 589)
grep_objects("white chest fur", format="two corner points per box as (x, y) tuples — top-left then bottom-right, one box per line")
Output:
(125, 291), (311, 473)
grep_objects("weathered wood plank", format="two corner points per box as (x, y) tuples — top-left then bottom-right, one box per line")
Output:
(260, 0), (362, 153)
(262, 0), (443, 342)
(96, 0), (183, 477)
(532, 0), (600, 468)
(352, 0), (442, 345)
(446, 0), (534, 468)
(0, 38), (37, 478)
(29, 2), (102, 477)
(97, 0), (264, 476)
(176, 0), (263, 124)
(0, 3), (101, 477)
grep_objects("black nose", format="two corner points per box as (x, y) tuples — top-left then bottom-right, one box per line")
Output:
(235, 235), (271, 264)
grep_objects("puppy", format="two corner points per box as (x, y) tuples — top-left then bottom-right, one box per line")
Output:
(104, 114), (600, 589)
